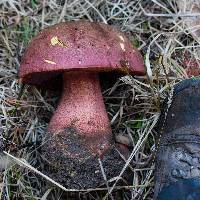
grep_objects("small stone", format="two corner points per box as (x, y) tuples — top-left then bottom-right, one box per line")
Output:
(115, 134), (132, 147)
(179, 169), (187, 177)
(181, 152), (193, 165)
(190, 168), (200, 178)
(175, 151), (184, 160)
(192, 157), (199, 164)
(185, 144), (200, 154)
(171, 168), (186, 178)
(171, 169), (178, 176)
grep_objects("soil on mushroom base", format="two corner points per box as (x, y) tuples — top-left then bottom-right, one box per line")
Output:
(42, 127), (130, 189)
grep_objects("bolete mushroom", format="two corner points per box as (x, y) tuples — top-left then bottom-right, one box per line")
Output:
(19, 21), (145, 189)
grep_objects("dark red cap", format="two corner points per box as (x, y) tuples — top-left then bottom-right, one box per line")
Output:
(19, 21), (145, 84)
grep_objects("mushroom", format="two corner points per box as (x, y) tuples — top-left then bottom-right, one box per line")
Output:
(19, 21), (145, 188)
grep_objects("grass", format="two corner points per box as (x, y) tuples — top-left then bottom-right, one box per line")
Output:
(0, 0), (199, 199)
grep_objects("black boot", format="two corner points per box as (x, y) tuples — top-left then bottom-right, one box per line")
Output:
(154, 78), (200, 200)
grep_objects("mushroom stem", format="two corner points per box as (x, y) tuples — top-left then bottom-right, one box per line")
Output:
(48, 71), (113, 156)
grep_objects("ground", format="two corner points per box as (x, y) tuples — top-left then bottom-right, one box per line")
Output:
(0, 0), (199, 199)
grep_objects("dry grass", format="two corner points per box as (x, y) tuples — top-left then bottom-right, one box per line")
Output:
(0, 0), (199, 199)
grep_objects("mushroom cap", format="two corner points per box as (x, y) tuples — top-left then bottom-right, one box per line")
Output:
(19, 21), (145, 84)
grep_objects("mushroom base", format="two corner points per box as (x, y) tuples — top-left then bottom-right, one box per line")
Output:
(48, 71), (113, 157)
(42, 128), (130, 189)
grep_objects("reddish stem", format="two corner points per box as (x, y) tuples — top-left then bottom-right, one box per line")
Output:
(48, 71), (112, 156)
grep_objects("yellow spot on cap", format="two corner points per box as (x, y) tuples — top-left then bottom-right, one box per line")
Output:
(44, 59), (56, 64)
(51, 36), (59, 45)
(118, 35), (125, 42)
(50, 36), (68, 48)
(120, 42), (125, 51)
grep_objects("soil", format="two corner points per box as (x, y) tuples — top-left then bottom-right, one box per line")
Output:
(42, 127), (130, 189)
